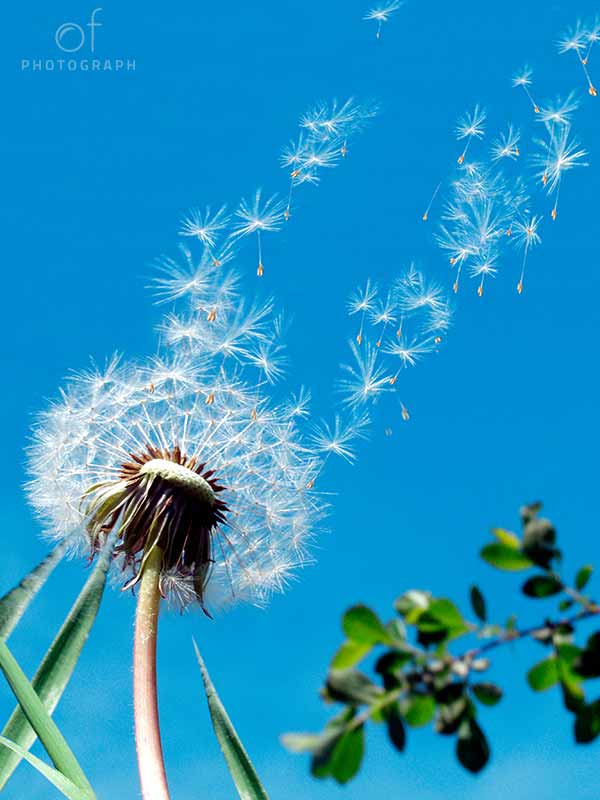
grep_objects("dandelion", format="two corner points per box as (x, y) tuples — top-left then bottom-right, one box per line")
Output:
(533, 126), (587, 220)
(512, 67), (540, 113)
(558, 23), (597, 96)
(27, 257), (343, 799)
(491, 125), (521, 161)
(512, 215), (542, 293)
(455, 105), (486, 164)
(229, 189), (286, 276)
(363, 0), (404, 40)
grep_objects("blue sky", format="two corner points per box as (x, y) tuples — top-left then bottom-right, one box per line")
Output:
(1, 0), (600, 797)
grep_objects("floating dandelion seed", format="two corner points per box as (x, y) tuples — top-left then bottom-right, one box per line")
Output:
(533, 125), (588, 220)
(584, 17), (600, 64)
(341, 266), (452, 422)
(491, 125), (521, 161)
(300, 98), (378, 159)
(363, 0), (404, 40)
(455, 105), (486, 165)
(512, 215), (542, 294)
(469, 252), (498, 297)
(512, 67), (540, 113)
(422, 181), (443, 221)
(536, 93), (580, 185)
(179, 206), (230, 266)
(310, 412), (370, 464)
(280, 135), (310, 221)
(348, 279), (378, 344)
(558, 23), (598, 96)
(229, 189), (286, 276)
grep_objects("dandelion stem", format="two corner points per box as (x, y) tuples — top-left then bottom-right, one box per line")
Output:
(134, 546), (171, 800)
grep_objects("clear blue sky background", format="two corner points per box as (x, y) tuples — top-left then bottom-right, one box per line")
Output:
(1, 1), (599, 798)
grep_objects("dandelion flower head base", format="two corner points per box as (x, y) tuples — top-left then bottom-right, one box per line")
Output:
(84, 445), (229, 613)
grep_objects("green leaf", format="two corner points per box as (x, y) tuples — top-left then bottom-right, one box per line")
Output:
(521, 575), (563, 598)
(480, 543), (533, 572)
(329, 725), (364, 785)
(383, 704), (406, 751)
(469, 585), (487, 623)
(456, 719), (490, 773)
(402, 694), (436, 727)
(325, 670), (382, 706)
(342, 605), (391, 645)
(573, 633), (600, 678)
(194, 641), (269, 800)
(527, 658), (559, 691)
(0, 542), (66, 640)
(492, 528), (521, 548)
(417, 599), (469, 644)
(574, 701), (600, 744)
(0, 641), (93, 795)
(471, 683), (503, 707)
(556, 646), (584, 713)
(0, 543), (112, 790)
(575, 565), (593, 591)
(0, 737), (93, 800)
(331, 640), (372, 671)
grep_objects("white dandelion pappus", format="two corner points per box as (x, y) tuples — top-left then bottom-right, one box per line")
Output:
(341, 266), (452, 422)
(363, 0), (404, 40)
(558, 22), (598, 96)
(455, 105), (486, 164)
(229, 189), (286, 277)
(512, 215), (542, 294)
(178, 205), (230, 253)
(348, 278), (378, 344)
(533, 125), (588, 220)
(27, 265), (330, 616)
(491, 125), (521, 162)
(512, 66), (540, 113)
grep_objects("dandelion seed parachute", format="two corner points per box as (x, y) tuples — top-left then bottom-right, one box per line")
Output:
(455, 105), (486, 165)
(229, 189), (286, 277)
(363, 0), (404, 40)
(533, 125), (588, 220)
(512, 67), (540, 113)
(512, 214), (542, 294)
(26, 259), (331, 615)
(341, 266), (452, 417)
(558, 23), (598, 96)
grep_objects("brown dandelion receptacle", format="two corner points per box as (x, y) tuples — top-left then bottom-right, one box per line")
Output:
(84, 445), (228, 614)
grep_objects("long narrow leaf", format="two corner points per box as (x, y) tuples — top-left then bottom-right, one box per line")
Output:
(0, 736), (93, 800)
(0, 542), (67, 640)
(0, 543), (112, 789)
(0, 639), (94, 794)
(193, 639), (269, 800)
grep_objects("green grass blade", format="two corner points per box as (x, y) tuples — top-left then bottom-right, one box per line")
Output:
(0, 736), (94, 800)
(0, 544), (112, 790)
(193, 639), (269, 800)
(0, 640), (94, 795)
(0, 542), (67, 640)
